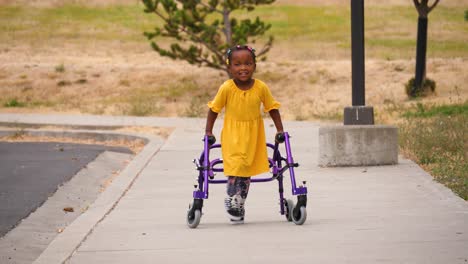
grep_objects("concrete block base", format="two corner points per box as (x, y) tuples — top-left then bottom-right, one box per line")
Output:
(319, 125), (398, 167)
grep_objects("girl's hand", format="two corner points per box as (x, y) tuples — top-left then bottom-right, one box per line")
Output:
(204, 134), (216, 145)
(275, 132), (285, 143)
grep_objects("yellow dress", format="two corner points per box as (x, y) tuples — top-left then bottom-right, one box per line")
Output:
(207, 79), (280, 177)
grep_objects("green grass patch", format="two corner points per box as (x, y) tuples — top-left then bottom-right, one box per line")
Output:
(403, 102), (468, 118)
(312, 110), (343, 121)
(3, 98), (26, 107)
(253, 4), (467, 58)
(399, 102), (468, 200)
(0, 4), (158, 43)
(367, 38), (415, 50)
(121, 89), (163, 117)
(183, 92), (211, 118)
(159, 79), (198, 100)
(1, 4), (466, 59)
(55, 64), (65, 73)
(252, 5), (349, 41)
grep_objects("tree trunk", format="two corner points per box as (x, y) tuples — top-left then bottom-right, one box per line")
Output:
(413, 16), (428, 96)
(223, 3), (232, 47)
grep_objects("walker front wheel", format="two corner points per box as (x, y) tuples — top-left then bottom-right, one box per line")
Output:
(187, 207), (202, 228)
(292, 206), (307, 225)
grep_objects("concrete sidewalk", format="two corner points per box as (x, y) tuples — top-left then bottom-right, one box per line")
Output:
(0, 113), (467, 264)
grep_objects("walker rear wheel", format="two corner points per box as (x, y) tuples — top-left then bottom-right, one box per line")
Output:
(284, 199), (294, 222)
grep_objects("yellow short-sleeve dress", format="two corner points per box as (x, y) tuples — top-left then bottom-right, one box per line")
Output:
(207, 79), (280, 177)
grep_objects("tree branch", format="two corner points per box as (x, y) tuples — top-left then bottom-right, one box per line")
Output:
(198, 1), (223, 14)
(152, 8), (171, 26)
(256, 36), (273, 58)
(178, 26), (223, 61)
(144, 0), (274, 73)
(428, 0), (440, 13)
(153, 3), (224, 61)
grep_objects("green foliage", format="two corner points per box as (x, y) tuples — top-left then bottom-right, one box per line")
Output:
(55, 64), (65, 73)
(399, 103), (467, 200)
(405, 77), (436, 98)
(4, 99), (26, 107)
(142, 0), (275, 73)
(465, 9), (468, 21)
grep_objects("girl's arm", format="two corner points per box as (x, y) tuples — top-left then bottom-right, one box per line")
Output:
(205, 109), (218, 136)
(269, 109), (284, 133)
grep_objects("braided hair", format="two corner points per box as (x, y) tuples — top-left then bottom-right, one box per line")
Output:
(225, 45), (256, 65)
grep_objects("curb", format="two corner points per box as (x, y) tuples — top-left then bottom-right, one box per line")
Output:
(0, 128), (151, 144)
(0, 128), (165, 264)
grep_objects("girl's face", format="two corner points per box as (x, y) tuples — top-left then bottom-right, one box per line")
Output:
(228, 50), (256, 82)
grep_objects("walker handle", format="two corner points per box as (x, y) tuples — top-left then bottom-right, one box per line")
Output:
(275, 132), (285, 144)
(204, 135), (216, 146)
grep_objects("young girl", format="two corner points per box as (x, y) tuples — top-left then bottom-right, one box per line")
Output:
(205, 45), (284, 224)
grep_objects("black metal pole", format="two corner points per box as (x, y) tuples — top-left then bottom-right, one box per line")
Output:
(344, 0), (374, 125)
(351, 0), (365, 106)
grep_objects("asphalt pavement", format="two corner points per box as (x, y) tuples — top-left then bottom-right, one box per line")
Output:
(0, 142), (132, 237)
(0, 113), (466, 264)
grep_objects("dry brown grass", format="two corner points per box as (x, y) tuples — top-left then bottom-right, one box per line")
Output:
(1, 46), (466, 122)
(2, 0), (465, 7)
(0, 0), (140, 7)
(0, 0), (466, 123)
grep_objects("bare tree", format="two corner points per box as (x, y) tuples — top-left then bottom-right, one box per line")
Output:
(411, 0), (440, 97)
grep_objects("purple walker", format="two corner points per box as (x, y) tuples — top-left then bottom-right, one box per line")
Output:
(187, 132), (308, 228)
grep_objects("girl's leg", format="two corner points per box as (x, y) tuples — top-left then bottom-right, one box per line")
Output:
(224, 176), (251, 222)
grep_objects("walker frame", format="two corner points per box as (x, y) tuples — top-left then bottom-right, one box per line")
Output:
(187, 132), (308, 228)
